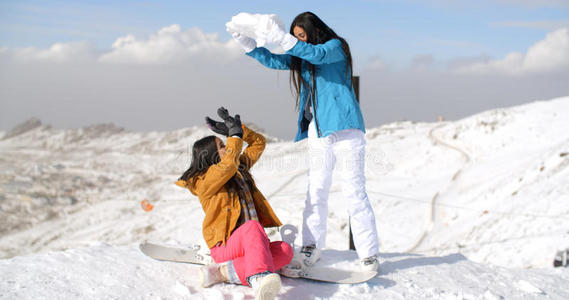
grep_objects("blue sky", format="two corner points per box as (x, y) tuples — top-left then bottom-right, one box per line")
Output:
(2, 0), (568, 67)
(1, 0), (569, 139)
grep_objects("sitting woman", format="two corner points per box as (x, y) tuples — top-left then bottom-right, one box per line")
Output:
(175, 107), (293, 300)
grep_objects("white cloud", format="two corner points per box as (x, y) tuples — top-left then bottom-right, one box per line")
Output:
(454, 28), (569, 75)
(99, 25), (240, 64)
(2, 41), (97, 63)
(0, 25), (242, 65)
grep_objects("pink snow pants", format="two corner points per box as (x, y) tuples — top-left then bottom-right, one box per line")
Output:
(210, 220), (293, 286)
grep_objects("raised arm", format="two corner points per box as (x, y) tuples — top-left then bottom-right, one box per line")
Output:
(255, 19), (346, 66)
(179, 137), (244, 198)
(246, 47), (292, 70)
(286, 39), (346, 65)
(232, 32), (291, 70)
(239, 125), (266, 170)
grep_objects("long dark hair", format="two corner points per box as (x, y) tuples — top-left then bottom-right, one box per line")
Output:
(289, 11), (354, 109)
(179, 135), (255, 198)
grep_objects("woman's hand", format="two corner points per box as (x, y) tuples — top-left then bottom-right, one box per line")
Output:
(206, 107), (243, 138)
(205, 116), (229, 136)
(232, 33), (256, 53)
(218, 107), (243, 138)
(263, 18), (298, 51)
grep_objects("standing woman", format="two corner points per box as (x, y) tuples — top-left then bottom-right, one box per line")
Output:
(232, 11), (380, 271)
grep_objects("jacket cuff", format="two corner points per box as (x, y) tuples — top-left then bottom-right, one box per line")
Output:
(281, 33), (298, 51)
(241, 125), (256, 142)
(226, 136), (244, 154)
(175, 180), (187, 188)
(243, 45), (256, 53)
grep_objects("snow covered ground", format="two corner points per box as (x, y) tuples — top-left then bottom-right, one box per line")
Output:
(2, 244), (568, 299)
(1, 96), (568, 299)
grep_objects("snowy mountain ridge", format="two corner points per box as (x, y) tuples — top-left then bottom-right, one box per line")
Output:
(1, 96), (568, 299)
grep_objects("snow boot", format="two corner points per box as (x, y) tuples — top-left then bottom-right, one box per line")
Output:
(249, 272), (281, 300)
(200, 263), (226, 288)
(300, 244), (321, 266)
(278, 258), (303, 278)
(361, 254), (380, 272)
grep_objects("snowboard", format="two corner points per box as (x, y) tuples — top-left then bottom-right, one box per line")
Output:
(139, 225), (378, 284)
(139, 242), (213, 265)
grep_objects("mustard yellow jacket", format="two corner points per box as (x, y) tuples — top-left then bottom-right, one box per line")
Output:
(176, 126), (282, 248)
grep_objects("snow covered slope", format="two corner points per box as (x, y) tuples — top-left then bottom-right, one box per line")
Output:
(416, 98), (569, 268)
(0, 96), (568, 299)
(1, 244), (568, 299)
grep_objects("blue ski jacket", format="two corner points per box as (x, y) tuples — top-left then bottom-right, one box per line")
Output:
(246, 39), (365, 142)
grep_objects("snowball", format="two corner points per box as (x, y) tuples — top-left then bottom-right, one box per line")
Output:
(226, 12), (286, 47)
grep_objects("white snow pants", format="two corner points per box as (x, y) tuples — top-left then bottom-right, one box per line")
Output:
(302, 121), (380, 259)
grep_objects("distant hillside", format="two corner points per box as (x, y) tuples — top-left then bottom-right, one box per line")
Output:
(0, 96), (567, 272)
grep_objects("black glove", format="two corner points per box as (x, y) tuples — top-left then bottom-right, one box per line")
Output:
(206, 107), (243, 138)
(205, 116), (229, 136)
(217, 107), (243, 138)
(227, 114), (243, 138)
